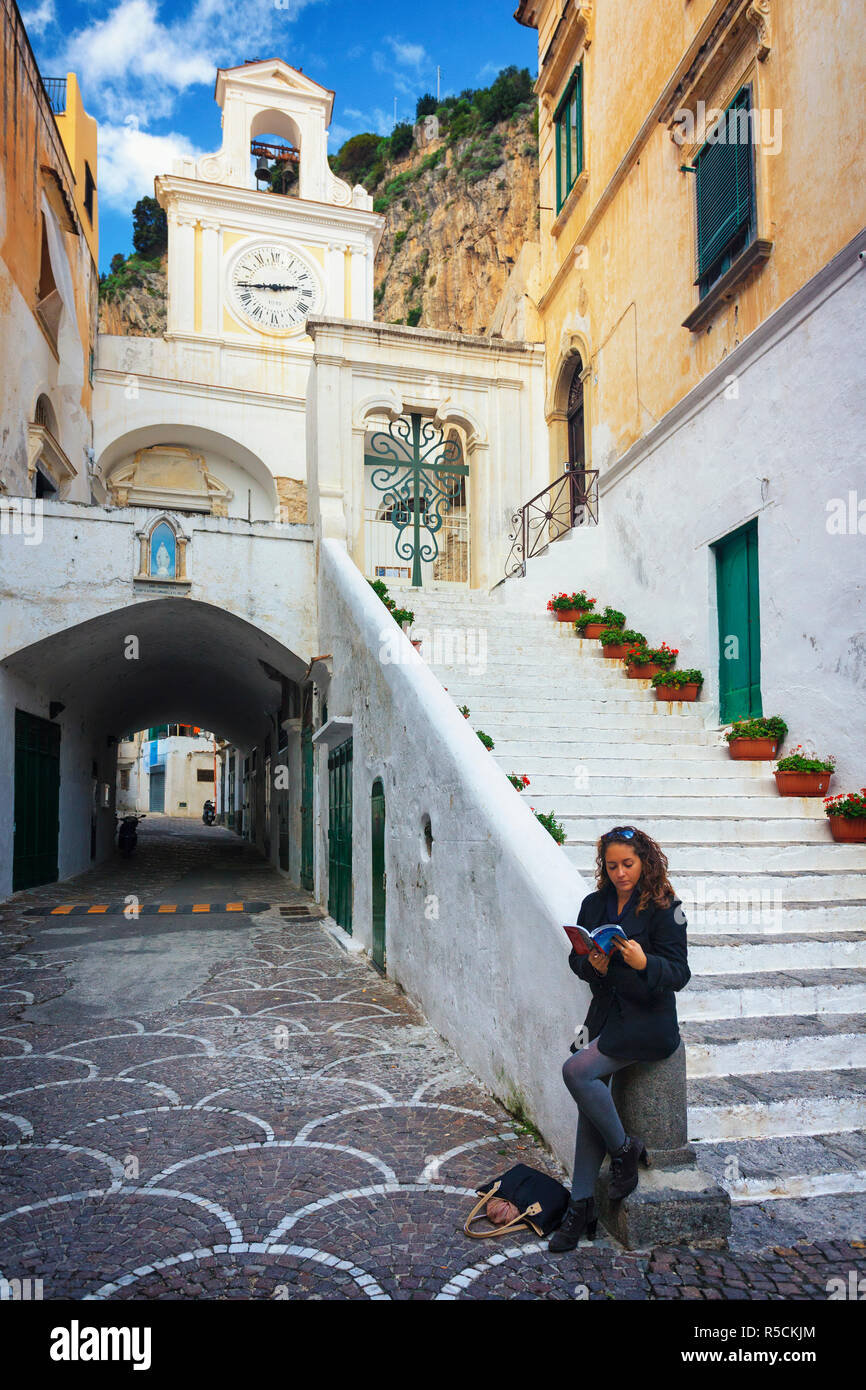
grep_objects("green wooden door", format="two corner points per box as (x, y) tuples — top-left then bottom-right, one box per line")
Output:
(371, 778), (386, 972)
(300, 726), (314, 892)
(327, 739), (353, 933)
(715, 519), (761, 723)
(13, 710), (60, 892)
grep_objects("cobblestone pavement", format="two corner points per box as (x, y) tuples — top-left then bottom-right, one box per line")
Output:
(0, 819), (863, 1301)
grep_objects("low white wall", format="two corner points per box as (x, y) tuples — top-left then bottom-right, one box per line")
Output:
(319, 538), (591, 1167)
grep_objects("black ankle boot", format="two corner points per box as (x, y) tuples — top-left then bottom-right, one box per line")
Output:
(548, 1195), (598, 1252)
(608, 1134), (650, 1200)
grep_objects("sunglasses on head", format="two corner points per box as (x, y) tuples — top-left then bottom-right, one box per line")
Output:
(601, 826), (637, 842)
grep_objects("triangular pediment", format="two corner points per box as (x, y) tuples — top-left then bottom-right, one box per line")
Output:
(215, 59), (335, 121)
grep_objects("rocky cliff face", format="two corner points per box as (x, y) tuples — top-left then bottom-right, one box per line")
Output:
(372, 111), (539, 334)
(98, 253), (167, 336)
(98, 114), (539, 339)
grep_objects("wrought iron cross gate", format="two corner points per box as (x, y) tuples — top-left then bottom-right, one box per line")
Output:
(365, 413), (468, 587)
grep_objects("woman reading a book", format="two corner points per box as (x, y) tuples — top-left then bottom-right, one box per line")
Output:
(549, 825), (690, 1253)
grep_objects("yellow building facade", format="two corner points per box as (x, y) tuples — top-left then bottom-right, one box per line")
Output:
(0, 0), (99, 501)
(515, 0), (866, 474)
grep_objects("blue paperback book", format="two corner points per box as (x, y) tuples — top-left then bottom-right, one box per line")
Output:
(563, 923), (629, 956)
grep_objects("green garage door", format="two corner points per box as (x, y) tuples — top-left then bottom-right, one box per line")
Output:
(13, 710), (60, 892)
(714, 519), (762, 724)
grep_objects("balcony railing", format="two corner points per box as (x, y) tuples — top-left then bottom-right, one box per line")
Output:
(503, 464), (599, 581)
(41, 77), (67, 114)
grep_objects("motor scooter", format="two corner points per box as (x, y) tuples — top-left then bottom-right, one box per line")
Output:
(117, 812), (145, 857)
(202, 799), (216, 826)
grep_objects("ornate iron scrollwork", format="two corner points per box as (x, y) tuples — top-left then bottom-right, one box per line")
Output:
(365, 413), (468, 587)
(503, 466), (599, 580)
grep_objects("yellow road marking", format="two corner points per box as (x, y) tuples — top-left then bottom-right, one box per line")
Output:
(87, 906), (108, 914)
(225, 902), (244, 912)
(51, 906), (75, 914)
(192, 904), (210, 913)
(157, 904), (177, 913)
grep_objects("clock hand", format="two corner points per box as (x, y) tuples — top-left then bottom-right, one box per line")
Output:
(236, 281), (300, 291)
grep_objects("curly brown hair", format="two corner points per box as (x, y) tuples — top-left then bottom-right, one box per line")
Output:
(595, 825), (677, 914)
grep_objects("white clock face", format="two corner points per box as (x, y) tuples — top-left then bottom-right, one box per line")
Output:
(229, 244), (321, 332)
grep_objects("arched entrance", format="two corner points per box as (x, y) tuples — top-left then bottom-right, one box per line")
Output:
(1, 599), (310, 896)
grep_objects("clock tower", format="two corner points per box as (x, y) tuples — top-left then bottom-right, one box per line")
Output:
(155, 59), (384, 344)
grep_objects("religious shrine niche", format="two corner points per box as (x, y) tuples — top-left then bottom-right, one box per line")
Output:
(107, 445), (233, 515)
(135, 515), (189, 584)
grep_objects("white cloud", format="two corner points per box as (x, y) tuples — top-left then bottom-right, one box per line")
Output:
(43, 0), (326, 120)
(97, 121), (205, 210)
(387, 38), (428, 69)
(21, 0), (55, 36)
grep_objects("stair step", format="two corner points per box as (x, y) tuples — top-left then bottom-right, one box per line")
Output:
(566, 843), (866, 871)
(693, 1132), (866, 1202)
(550, 793), (836, 815)
(687, 1067), (866, 1141)
(681, 1013), (866, 1075)
(689, 932), (866, 974)
(678, 968), (866, 1020)
(558, 814), (831, 842)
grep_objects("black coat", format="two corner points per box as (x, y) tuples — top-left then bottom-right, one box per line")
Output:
(568, 888), (690, 1061)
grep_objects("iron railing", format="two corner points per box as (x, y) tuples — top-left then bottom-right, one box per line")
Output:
(503, 465), (598, 580)
(41, 77), (67, 114)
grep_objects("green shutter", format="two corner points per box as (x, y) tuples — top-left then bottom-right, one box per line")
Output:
(554, 64), (583, 213)
(696, 87), (753, 278)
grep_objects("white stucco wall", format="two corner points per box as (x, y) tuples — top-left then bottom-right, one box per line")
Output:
(318, 538), (591, 1168)
(498, 235), (866, 788)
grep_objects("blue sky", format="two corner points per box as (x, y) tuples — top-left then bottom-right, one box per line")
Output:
(21, 0), (537, 270)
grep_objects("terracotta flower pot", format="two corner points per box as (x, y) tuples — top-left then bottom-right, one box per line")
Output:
(601, 643), (630, 659)
(553, 608), (583, 622)
(774, 770), (833, 797)
(627, 662), (664, 679)
(655, 683), (700, 702)
(410, 638), (423, 651)
(827, 816), (866, 842)
(580, 622), (607, 639)
(728, 737), (779, 760)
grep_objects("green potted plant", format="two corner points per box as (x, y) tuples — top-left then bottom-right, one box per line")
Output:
(652, 668), (703, 702)
(625, 642), (678, 680)
(600, 628), (645, 659)
(458, 704), (471, 720)
(824, 788), (866, 842)
(547, 590), (596, 623)
(574, 611), (607, 639)
(725, 716), (787, 760)
(507, 772), (531, 792)
(530, 808), (566, 844)
(774, 747), (835, 797)
(476, 729), (495, 750)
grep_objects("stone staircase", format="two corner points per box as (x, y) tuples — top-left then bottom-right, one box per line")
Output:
(407, 587), (866, 1246)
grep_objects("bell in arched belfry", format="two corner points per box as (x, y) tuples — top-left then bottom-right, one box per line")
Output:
(255, 154), (271, 182)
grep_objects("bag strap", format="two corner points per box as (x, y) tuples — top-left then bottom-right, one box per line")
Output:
(462, 1186), (545, 1240)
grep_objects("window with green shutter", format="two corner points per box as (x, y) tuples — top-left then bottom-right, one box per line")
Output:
(694, 85), (756, 297)
(554, 65), (584, 214)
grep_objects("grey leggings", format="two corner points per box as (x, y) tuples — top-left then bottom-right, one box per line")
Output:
(562, 1039), (637, 1199)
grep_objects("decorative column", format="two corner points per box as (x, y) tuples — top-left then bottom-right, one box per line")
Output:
(172, 215), (197, 335)
(350, 246), (368, 319)
(200, 221), (221, 336)
(326, 242), (347, 317)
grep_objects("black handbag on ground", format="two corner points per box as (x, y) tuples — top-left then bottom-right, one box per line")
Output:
(463, 1163), (571, 1239)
